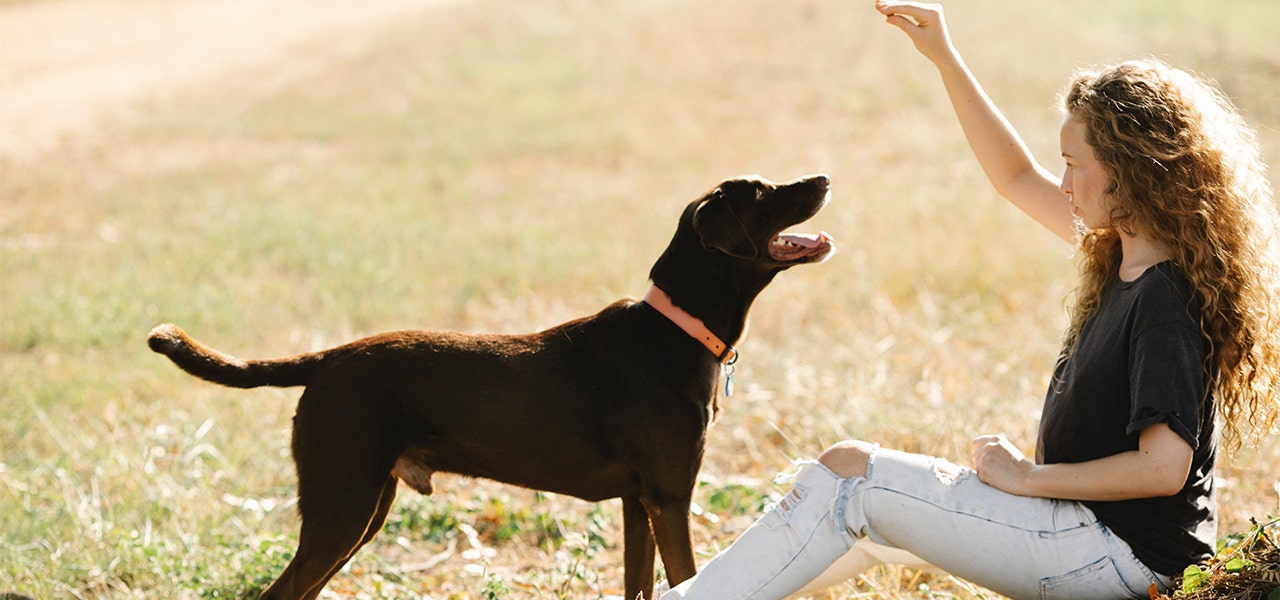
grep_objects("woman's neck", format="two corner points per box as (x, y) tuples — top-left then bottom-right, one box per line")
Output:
(1118, 232), (1173, 282)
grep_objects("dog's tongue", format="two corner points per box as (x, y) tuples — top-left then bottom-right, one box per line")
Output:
(770, 230), (835, 262)
(777, 232), (831, 248)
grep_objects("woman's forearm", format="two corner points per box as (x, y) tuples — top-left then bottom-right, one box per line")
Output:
(974, 425), (1194, 501)
(1020, 451), (1187, 501)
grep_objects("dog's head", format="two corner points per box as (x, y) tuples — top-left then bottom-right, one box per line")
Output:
(691, 174), (835, 268)
(647, 173), (836, 349)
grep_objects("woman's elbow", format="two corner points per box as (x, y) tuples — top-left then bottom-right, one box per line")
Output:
(1137, 424), (1194, 498)
(1144, 464), (1190, 497)
(1149, 476), (1186, 498)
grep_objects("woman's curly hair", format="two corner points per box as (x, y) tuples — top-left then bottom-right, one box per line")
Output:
(1062, 59), (1280, 451)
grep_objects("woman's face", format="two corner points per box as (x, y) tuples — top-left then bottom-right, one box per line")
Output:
(1059, 113), (1114, 230)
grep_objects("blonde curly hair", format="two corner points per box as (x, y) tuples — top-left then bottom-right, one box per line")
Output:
(1062, 59), (1280, 451)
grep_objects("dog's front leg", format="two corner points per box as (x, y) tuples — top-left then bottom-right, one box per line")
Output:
(622, 495), (657, 599)
(645, 495), (697, 590)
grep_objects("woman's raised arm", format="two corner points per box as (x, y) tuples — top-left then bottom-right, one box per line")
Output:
(876, 1), (1076, 243)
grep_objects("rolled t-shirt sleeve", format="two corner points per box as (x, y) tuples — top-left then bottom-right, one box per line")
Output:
(1127, 320), (1207, 449)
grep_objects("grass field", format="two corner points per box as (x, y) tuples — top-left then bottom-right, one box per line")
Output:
(2, 0), (1279, 598)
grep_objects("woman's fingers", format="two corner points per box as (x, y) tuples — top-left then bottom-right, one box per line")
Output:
(874, 0), (951, 59)
(875, 0), (942, 27)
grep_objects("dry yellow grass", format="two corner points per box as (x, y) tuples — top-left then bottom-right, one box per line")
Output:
(1, 0), (1278, 598)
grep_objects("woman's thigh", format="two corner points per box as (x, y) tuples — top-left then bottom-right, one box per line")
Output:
(844, 446), (1170, 599)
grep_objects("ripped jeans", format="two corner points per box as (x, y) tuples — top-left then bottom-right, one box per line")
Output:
(662, 446), (1173, 600)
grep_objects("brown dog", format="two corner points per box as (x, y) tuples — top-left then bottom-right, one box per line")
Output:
(147, 174), (835, 600)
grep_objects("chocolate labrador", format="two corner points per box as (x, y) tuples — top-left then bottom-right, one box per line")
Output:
(147, 174), (835, 600)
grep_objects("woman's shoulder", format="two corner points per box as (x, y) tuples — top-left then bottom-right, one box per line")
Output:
(1119, 260), (1191, 291)
(1119, 261), (1200, 327)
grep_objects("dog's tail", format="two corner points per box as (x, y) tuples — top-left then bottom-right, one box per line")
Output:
(147, 324), (321, 388)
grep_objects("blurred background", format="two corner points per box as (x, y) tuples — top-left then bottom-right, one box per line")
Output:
(2, 0), (1277, 597)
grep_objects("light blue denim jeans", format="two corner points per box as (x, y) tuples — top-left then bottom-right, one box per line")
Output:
(662, 446), (1175, 600)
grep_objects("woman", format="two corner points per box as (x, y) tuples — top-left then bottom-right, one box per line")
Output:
(661, 2), (1280, 598)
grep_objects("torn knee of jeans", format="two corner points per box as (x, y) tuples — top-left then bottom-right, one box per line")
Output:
(831, 476), (856, 534)
(930, 459), (972, 486)
(774, 478), (856, 535)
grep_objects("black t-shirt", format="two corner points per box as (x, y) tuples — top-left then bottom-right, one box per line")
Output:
(1038, 261), (1216, 576)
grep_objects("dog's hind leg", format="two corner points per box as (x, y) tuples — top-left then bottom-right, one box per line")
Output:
(622, 495), (657, 600)
(260, 474), (398, 600)
(259, 473), (397, 600)
(261, 388), (401, 600)
(359, 476), (400, 548)
(307, 476), (399, 600)
(311, 476), (401, 600)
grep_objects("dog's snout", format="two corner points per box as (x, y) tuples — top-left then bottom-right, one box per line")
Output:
(791, 174), (829, 190)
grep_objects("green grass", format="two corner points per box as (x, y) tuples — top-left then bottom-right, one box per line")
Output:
(3, 0), (1279, 598)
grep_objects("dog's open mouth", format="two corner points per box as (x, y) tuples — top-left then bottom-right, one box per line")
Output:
(770, 231), (835, 263)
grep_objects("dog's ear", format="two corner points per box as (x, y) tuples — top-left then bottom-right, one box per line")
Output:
(693, 190), (758, 259)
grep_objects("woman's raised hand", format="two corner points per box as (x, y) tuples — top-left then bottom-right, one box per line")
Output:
(874, 1), (955, 65)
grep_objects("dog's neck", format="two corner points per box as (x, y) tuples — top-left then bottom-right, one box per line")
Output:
(643, 285), (739, 365)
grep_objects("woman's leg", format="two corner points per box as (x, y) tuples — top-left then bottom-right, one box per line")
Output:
(662, 441), (1172, 600)
(661, 456), (859, 599)
(792, 539), (929, 596)
(792, 441), (932, 596)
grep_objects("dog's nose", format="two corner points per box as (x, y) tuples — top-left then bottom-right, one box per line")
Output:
(809, 174), (830, 189)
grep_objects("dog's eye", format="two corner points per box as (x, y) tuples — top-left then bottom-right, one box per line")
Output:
(754, 189), (765, 201)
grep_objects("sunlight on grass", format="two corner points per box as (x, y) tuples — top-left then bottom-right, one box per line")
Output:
(2, 0), (1278, 598)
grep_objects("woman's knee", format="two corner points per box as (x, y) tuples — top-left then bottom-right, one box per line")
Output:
(817, 440), (874, 479)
